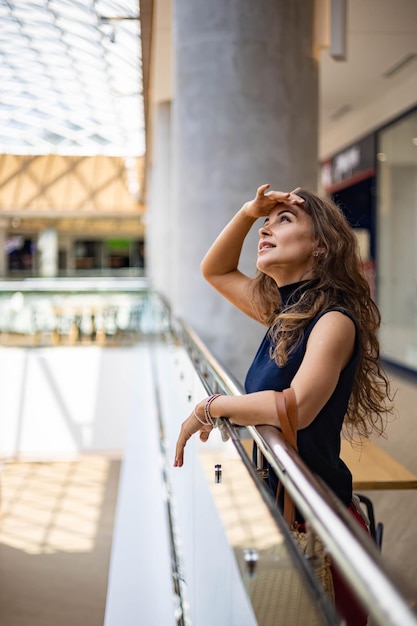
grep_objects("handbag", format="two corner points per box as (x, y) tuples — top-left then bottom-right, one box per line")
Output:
(275, 388), (335, 602)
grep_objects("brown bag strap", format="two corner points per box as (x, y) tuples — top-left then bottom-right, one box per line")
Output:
(274, 387), (298, 450)
(274, 387), (298, 526)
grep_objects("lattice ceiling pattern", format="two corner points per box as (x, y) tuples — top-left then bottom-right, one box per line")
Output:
(0, 153), (145, 213)
(0, 0), (144, 156)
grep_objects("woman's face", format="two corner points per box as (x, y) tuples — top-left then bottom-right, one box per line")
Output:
(256, 203), (317, 283)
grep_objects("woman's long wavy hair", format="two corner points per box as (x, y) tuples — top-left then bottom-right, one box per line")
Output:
(250, 188), (393, 440)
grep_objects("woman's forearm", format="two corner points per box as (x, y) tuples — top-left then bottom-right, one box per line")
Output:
(203, 390), (279, 427)
(175, 390), (284, 467)
(200, 203), (257, 281)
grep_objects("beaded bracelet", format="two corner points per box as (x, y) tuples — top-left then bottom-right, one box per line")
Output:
(204, 394), (221, 427)
(193, 407), (212, 427)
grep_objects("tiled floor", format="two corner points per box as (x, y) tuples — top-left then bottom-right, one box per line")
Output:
(366, 367), (417, 606)
(0, 455), (120, 626)
(0, 350), (416, 626)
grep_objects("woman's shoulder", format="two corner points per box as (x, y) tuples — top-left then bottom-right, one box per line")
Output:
(313, 305), (356, 322)
(304, 306), (357, 339)
(303, 308), (358, 369)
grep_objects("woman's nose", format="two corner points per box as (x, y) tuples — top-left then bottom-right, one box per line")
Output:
(259, 225), (271, 237)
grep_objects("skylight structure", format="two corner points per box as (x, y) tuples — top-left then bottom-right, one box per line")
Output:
(0, 0), (144, 156)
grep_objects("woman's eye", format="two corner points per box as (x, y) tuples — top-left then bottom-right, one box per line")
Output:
(279, 214), (291, 223)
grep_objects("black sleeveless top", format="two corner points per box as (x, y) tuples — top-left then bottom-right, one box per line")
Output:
(244, 281), (359, 506)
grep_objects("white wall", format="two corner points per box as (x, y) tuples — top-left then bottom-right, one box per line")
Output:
(0, 345), (140, 458)
(104, 342), (257, 626)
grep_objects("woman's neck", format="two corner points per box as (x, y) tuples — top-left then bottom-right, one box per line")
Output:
(274, 268), (316, 288)
(278, 278), (318, 307)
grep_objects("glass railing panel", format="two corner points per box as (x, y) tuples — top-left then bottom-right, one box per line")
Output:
(199, 445), (332, 626)
(0, 277), (168, 346)
(157, 331), (336, 625)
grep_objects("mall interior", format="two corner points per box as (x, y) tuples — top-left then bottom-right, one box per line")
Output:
(1, 1), (417, 625)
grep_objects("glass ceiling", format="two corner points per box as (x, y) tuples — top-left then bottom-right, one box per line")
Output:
(0, 0), (144, 156)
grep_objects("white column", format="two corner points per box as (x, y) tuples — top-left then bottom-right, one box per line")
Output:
(0, 220), (8, 277)
(37, 228), (58, 277)
(171, 0), (319, 382)
(147, 101), (173, 302)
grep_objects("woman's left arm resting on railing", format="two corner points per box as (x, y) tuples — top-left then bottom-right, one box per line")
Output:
(173, 312), (355, 468)
(173, 390), (277, 467)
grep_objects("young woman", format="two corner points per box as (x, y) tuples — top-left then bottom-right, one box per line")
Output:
(173, 184), (393, 624)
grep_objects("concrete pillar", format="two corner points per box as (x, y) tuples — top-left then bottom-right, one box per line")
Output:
(0, 220), (8, 277)
(171, 0), (319, 383)
(147, 101), (173, 302)
(37, 228), (58, 277)
(58, 235), (73, 276)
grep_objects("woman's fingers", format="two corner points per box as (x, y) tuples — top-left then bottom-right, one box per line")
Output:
(173, 417), (213, 467)
(265, 189), (304, 204)
(199, 429), (211, 442)
(173, 427), (189, 467)
(259, 184), (289, 201)
(288, 188), (305, 203)
(247, 185), (303, 219)
(256, 183), (271, 197)
(256, 185), (304, 206)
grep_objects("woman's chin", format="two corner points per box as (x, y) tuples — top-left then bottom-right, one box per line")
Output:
(256, 257), (272, 273)
(256, 261), (273, 277)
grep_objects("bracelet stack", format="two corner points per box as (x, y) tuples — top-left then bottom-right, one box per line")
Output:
(193, 394), (221, 427)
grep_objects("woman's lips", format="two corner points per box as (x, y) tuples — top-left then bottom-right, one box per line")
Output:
(258, 241), (275, 252)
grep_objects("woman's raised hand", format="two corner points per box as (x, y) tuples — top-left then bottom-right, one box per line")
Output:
(243, 184), (305, 219)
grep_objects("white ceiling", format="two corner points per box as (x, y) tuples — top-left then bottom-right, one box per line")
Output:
(319, 0), (417, 153)
(1, 0), (417, 163)
(150, 0), (417, 160)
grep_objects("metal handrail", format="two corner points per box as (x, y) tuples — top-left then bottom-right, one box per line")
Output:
(0, 276), (149, 292)
(174, 316), (417, 626)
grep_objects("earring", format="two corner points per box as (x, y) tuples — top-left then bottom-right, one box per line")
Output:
(313, 251), (319, 257)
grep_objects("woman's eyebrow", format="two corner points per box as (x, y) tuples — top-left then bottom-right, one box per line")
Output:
(263, 207), (297, 225)
(277, 207), (296, 215)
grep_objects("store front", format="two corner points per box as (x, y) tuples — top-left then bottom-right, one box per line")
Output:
(376, 107), (417, 371)
(4, 218), (146, 278)
(321, 134), (377, 298)
(73, 239), (145, 273)
(322, 110), (417, 373)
